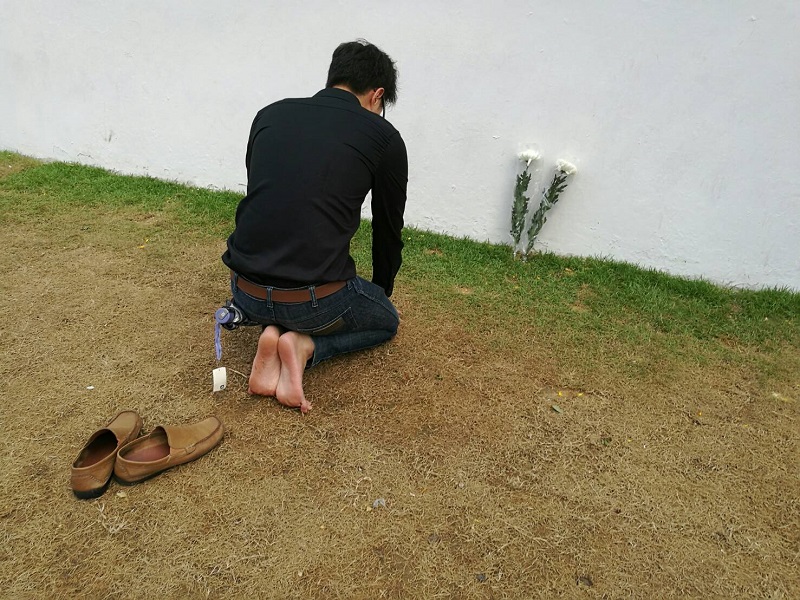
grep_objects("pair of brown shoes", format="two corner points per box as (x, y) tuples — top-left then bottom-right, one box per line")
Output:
(70, 411), (224, 499)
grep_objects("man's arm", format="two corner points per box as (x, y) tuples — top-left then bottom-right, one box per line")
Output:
(371, 133), (408, 297)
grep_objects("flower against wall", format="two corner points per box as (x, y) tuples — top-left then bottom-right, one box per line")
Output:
(510, 150), (540, 253)
(556, 159), (577, 176)
(519, 149), (541, 167)
(525, 159), (578, 255)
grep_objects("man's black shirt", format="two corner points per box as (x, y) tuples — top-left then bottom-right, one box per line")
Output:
(222, 87), (408, 296)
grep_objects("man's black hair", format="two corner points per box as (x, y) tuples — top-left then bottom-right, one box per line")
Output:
(326, 39), (398, 106)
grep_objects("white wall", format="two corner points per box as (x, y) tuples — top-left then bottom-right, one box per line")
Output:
(2, 1), (799, 290)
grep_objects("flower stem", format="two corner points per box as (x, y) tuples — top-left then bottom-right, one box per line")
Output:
(510, 169), (531, 252)
(525, 170), (568, 255)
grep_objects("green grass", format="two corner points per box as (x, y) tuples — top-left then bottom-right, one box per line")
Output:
(0, 153), (240, 236)
(2, 151), (798, 357)
(393, 228), (798, 347)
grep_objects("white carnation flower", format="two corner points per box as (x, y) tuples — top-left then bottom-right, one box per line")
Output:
(518, 149), (541, 167)
(556, 159), (577, 175)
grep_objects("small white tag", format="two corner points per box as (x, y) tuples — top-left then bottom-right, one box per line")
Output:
(212, 367), (227, 392)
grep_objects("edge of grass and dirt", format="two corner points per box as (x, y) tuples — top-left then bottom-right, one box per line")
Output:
(3, 151), (797, 363)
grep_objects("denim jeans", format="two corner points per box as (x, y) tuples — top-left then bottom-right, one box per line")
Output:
(230, 275), (399, 367)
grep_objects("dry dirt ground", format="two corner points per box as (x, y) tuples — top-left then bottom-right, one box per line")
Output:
(0, 164), (798, 599)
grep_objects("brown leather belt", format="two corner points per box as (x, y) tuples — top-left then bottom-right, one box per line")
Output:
(231, 272), (346, 303)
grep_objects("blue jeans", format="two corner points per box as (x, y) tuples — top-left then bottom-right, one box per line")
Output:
(230, 275), (399, 367)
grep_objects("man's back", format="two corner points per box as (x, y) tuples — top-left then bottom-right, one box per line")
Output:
(223, 87), (407, 293)
(222, 39), (406, 414)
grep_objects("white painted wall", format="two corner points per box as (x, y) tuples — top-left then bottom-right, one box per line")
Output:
(2, 1), (799, 290)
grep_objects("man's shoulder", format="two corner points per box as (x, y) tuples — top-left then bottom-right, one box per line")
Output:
(256, 95), (312, 115)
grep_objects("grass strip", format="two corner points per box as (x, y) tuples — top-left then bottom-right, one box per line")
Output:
(2, 151), (797, 355)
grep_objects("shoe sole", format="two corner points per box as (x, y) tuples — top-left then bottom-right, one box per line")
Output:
(72, 478), (111, 500)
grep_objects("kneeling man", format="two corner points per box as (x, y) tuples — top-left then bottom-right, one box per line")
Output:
(222, 40), (408, 414)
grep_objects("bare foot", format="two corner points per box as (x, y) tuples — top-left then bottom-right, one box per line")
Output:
(248, 326), (282, 396)
(276, 331), (315, 414)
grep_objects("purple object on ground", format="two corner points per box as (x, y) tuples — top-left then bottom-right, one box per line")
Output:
(213, 304), (244, 360)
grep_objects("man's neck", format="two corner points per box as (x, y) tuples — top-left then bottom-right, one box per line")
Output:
(332, 85), (370, 111)
(332, 84), (354, 95)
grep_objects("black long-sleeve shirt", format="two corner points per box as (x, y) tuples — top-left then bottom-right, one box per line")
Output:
(222, 87), (408, 296)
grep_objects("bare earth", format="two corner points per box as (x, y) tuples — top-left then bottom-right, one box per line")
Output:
(0, 172), (798, 598)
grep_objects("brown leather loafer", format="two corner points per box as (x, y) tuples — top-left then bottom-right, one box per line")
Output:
(113, 416), (224, 484)
(71, 410), (143, 499)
